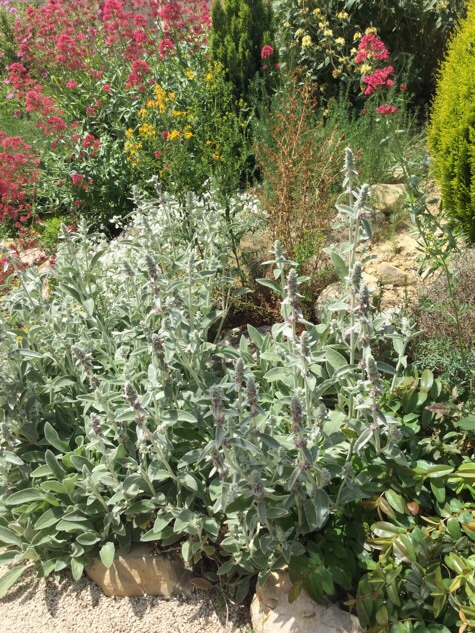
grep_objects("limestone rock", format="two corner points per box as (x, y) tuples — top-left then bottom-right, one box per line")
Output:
(86, 543), (193, 597)
(370, 184), (406, 215)
(251, 570), (363, 633)
(377, 262), (416, 287)
(362, 272), (378, 292)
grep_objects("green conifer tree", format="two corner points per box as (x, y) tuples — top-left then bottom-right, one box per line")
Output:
(210, 0), (275, 102)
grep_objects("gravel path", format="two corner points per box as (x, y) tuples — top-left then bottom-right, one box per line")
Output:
(0, 568), (252, 633)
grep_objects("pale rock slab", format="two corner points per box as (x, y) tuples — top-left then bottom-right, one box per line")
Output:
(377, 262), (416, 287)
(251, 570), (363, 633)
(370, 183), (406, 215)
(86, 543), (193, 597)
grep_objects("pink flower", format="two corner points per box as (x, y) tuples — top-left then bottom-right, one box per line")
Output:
(126, 59), (152, 88)
(159, 38), (175, 59)
(86, 106), (96, 116)
(158, 3), (181, 24)
(262, 64), (268, 70)
(102, 83), (112, 93)
(66, 80), (78, 89)
(376, 104), (398, 115)
(363, 66), (394, 96)
(355, 34), (390, 64)
(275, 63), (281, 70)
(400, 83), (408, 91)
(261, 45), (274, 60)
(71, 173), (85, 185)
(82, 133), (100, 149)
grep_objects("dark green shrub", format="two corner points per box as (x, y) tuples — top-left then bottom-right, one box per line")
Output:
(210, 0), (276, 102)
(428, 0), (475, 242)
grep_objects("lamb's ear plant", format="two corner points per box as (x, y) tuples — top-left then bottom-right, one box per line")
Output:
(0, 151), (474, 631)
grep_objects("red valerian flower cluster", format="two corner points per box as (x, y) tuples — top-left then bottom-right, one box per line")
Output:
(0, 132), (39, 227)
(376, 104), (398, 115)
(261, 45), (274, 60)
(362, 66), (394, 96)
(354, 34), (390, 64)
(354, 32), (403, 115)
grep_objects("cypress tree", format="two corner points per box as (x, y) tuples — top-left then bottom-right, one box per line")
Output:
(210, 0), (275, 102)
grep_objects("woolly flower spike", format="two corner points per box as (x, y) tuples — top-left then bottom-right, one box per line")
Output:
(123, 260), (135, 279)
(285, 269), (300, 310)
(343, 147), (357, 178)
(359, 284), (370, 313)
(90, 414), (102, 436)
(234, 358), (245, 393)
(315, 403), (327, 425)
(124, 381), (139, 408)
(320, 467), (332, 487)
(387, 424), (403, 445)
(290, 394), (303, 428)
(71, 344), (93, 371)
(145, 254), (158, 282)
(366, 353), (382, 395)
(151, 333), (165, 362)
(354, 183), (370, 215)
(351, 261), (362, 291)
(299, 331), (311, 358)
(274, 240), (284, 262)
(209, 385), (225, 426)
(245, 376), (259, 417)
(249, 470), (265, 502)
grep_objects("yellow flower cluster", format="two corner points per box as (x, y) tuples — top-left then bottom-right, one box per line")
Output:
(153, 84), (175, 113)
(302, 35), (312, 48)
(167, 125), (193, 141)
(184, 68), (195, 81)
(124, 139), (142, 167)
(138, 122), (156, 138)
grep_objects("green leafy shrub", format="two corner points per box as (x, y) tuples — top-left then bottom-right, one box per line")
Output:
(274, 0), (465, 105)
(210, 0), (276, 103)
(428, 0), (475, 242)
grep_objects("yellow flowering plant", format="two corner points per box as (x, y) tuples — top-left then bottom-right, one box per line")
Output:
(124, 62), (253, 211)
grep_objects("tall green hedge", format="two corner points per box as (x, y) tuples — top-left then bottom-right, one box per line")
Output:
(210, 0), (275, 102)
(429, 0), (475, 242)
